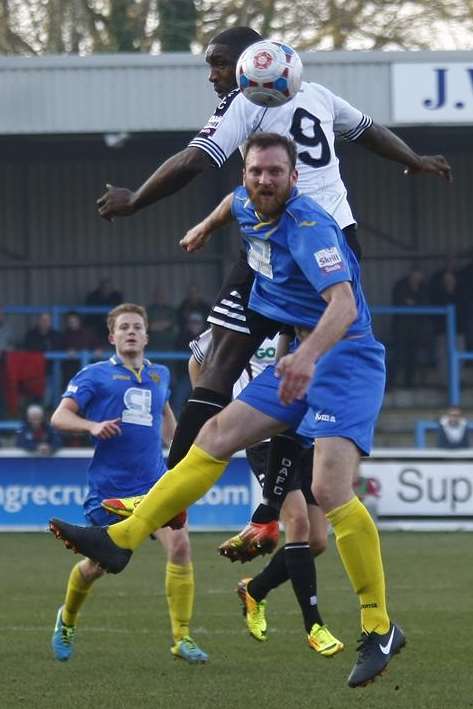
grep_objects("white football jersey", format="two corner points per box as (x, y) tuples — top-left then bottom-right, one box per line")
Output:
(188, 82), (372, 230)
(189, 328), (278, 398)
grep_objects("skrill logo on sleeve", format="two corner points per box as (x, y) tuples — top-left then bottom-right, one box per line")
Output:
(314, 247), (342, 273)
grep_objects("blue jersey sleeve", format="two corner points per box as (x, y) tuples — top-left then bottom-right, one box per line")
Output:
(63, 366), (98, 412)
(287, 220), (351, 295)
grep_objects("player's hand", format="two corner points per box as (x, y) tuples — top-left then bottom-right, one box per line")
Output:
(179, 224), (211, 253)
(403, 155), (452, 183)
(97, 184), (137, 221)
(90, 418), (122, 439)
(275, 349), (315, 405)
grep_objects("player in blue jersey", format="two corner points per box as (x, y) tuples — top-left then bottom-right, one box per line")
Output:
(50, 303), (207, 664)
(94, 26), (452, 560)
(51, 135), (405, 687)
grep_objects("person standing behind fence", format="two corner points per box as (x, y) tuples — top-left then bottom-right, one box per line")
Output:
(390, 267), (429, 388)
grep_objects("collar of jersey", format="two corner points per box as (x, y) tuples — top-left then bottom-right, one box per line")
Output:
(109, 355), (152, 369)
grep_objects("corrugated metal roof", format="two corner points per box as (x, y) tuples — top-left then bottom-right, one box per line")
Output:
(1, 50), (471, 134)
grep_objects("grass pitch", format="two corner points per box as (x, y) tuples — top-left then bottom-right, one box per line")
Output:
(1, 532), (471, 709)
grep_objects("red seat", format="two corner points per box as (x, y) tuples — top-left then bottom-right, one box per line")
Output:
(3, 351), (46, 416)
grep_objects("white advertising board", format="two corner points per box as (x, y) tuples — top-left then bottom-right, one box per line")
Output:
(392, 63), (473, 124)
(361, 450), (473, 530)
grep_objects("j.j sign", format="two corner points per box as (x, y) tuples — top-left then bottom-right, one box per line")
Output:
(392, 63), (473, 123)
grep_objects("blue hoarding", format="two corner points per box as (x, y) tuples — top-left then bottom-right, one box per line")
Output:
(0, 450), (252, 531)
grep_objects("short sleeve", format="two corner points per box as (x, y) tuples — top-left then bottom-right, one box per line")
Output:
(62, 366), (97, 412)
(329, 90), (372, 142)
(287, 220), (352, 295)
(188, 91), (263, 168)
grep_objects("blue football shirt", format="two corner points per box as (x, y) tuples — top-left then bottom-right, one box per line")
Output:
(232, 186), (371, 335)
(63, 355), (170, 512)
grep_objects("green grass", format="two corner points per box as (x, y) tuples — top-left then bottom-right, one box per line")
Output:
(1, 532), (471, 709)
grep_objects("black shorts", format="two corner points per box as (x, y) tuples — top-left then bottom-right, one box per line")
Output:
(207, 251), (280, 338)
(245, 441), (317, 506)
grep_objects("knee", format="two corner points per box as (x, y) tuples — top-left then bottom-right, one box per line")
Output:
(80, 559), (105, 582)
(312, 477), (333, 511)
(308, 529), (328, 557)
(167, 530), (192, 565)
(195, 413), (232, 458)
(282, 508), (310, 542)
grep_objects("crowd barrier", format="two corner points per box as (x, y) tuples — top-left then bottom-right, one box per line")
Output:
(1, 449), (472, 533)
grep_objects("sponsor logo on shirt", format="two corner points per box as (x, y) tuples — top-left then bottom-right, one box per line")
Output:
(315, 411), (336, 423)
(113, 375), (131, 381)
(199, 89), (240, 137)
(67, 384), (78, 393)
(314, 247), (342, 273)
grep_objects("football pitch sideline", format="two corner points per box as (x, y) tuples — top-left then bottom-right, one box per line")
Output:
(0, 531), (471, 709)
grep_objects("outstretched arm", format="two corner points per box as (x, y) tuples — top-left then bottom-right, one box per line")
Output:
(179, 193), (235, 253)
(97, 147), (213, 221)
(356, 122), (452, 182)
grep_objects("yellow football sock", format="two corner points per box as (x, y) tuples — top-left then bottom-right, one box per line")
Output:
(166, 561), (194, 644)
(62, 562), (94, 626)
(327, 496), (390, 634)
(108, 445), (228, 550)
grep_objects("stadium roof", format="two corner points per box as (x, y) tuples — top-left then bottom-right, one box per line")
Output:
(1, 50), (471, 135)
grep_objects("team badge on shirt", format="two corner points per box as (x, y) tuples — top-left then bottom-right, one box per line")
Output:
(314, 247), (342, 273)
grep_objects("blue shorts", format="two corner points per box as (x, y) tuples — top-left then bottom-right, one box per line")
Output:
(83, 469), (167, 527)
(238, 333), (385, 456)
(85, 507), (122, 527)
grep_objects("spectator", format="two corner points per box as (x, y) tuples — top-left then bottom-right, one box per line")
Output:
(456, 257), (473, 350)
(177, 284), (210, 330)
(23, 312), (64, 406)
(16, 403), (62, 455)
(437, 406), (471, 449)
(389, 267), (430, 388)
(24, 312), (63, 352)
(172, 310), (206, 415)
(0, 306), (15, 355)
(429, 266), (466, 383)
(0, 306), (15, 418)
(62, 311), (102, 386)
(147, 287), (178, 351)
(85, 278), (123, 344)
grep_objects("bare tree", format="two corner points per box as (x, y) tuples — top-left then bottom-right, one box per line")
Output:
(0, 0), (470, 55)
(195, 0), (471, 50)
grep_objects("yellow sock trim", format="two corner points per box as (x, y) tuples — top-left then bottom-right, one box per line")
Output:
(166, 562), (194, 643)
(62, 563), (94, 626)
(327, 496), (390, 634)
(108, 445), (228, 550)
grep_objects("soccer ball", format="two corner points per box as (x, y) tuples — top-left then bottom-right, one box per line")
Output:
(236, 40), (303, 108)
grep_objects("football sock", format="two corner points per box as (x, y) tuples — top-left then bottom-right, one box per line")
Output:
(167, 388), (230, 468)
(261, 435), (304, 511)
(247, 547), (289, 601)
(251, 503), (279, 524)
(327, 496), (390, 634)
(284, 542), (323, 632)
(62, 562), (94, 626)
(165, 561), (194, 644)
(108, 445), (228, 550)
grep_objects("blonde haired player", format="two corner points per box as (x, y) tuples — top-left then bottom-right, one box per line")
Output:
(50, 303), (207, 664)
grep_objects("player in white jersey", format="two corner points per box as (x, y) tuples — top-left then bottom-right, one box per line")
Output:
(96, 26), (452, 541)
(189, 79), (370, 233)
